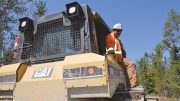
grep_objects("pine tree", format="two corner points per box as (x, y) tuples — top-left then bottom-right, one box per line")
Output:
(0, 0), (28, 65)
(163, 9), (180, 98)
(137, 9), (179, 98)
(33, 0), (47, 18)
(164, 44), (180, 98)
(0, 0), (46, 66)
(152, 43), (165, 95)
(138, 53), (155, 94)
(163, 9), (180, 50)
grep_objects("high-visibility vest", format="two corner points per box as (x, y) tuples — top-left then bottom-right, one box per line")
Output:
(106, 32), (122, 53)
(106, 32), (123, 61)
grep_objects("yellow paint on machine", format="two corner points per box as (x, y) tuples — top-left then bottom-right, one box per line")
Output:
(0, 53), (125, 101)
(0, 63), (27, 90)
(0, 63), (21, 76)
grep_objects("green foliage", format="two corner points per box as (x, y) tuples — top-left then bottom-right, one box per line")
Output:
(152, 43), (166, 95)
(0, 0), (28, 65)
(0, 0), (47, 66)
(163, 9), (180, 98)
(33, 0), (47, 18)
(170, 44), (179, 61)
(138, 53), (155, 94)
(164, 60), (180, 97)
(163, 9), (180, 48)
(0, 0), (26, 46)
(138, 9), (180, 98)
(3, 49), (14, 65)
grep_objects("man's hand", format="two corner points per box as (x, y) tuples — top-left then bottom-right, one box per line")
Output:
(106, 47), (115, 54)
(107, 50), (115, 54)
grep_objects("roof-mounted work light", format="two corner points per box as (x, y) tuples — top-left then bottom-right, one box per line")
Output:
(66, 2), (85, 21)
(19, 17), (34, 34)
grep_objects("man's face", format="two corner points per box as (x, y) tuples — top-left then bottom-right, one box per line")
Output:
(113, 29), (122, 37)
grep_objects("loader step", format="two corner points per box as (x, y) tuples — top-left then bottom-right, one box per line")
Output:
(113, 90), (145, 101)
(85, 90), (145, 101)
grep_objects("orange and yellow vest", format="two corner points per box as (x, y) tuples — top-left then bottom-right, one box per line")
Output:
(106, 32), (126, 62)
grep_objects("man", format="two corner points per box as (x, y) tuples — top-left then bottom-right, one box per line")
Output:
(106, 23), (138, 89)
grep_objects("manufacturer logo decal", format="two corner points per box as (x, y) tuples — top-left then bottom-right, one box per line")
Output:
(33, 67), (53, 78)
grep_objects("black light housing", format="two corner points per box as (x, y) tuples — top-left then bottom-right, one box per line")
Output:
(66, 2), (85, 21)
(19, 17), (34, 34)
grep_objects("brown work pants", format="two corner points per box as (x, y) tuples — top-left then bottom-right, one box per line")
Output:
(122, 58), (138, 88)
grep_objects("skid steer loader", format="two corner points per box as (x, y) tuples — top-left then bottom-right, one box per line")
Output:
(0, 2), (144, 101)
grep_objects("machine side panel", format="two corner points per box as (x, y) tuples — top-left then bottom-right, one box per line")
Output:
(14, 80), (68, 101)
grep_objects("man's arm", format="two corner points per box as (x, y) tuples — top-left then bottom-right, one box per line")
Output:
(106, 33), (115, 54)
(119, 40), (126, 58)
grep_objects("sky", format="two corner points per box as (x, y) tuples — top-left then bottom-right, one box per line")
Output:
(44, 0), (180, 61)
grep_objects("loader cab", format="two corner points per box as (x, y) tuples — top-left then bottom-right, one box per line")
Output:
(15, 2), (110, 64)
(1, 2), (145, 101)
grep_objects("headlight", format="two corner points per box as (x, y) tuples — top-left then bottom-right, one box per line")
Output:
(21, 21), (27, 27)
(69, 6), (76, 14)
(66, 2), (85, 21)
(19, 17), (34, 33)
(63, 66), (103, 79)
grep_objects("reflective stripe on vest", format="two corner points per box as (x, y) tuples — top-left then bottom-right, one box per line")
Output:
(114, 39), (122, 54)
(106, 38), (122, 55)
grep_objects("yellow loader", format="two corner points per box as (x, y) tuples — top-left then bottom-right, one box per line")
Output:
(0, 2), (144, 101)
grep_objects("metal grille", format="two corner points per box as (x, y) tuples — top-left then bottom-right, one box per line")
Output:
(0, 75), (16, 83)
(21, 18), (82, 60)
(0, 90), (13, 101)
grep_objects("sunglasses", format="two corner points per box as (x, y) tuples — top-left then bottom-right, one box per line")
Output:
(113, 29), (122, 32)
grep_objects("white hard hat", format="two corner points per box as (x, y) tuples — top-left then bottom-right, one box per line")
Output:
(112, 23), (122, 30)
